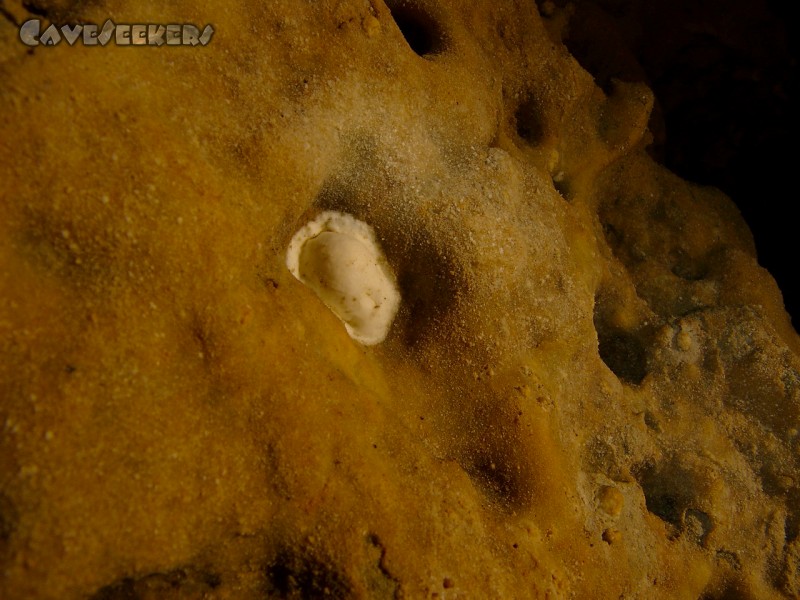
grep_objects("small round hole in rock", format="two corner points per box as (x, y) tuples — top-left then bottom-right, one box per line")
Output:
(593, 296), (650, 385)
(552, 176), (572, 201)
(670, 248), (709, 281)
(597, 329), (647, 385)
(387, 1), (446, 57)
(514, 96), (544, 146)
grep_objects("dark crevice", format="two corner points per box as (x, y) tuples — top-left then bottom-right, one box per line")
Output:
(633, 460), (715, 546)
(90, 568), (222, 600)
(1, 6), (20, 26)
(634, 461), (686, 537)
(785, 487), (800, 543)
(0, 493), (17, 563)
(700, 577), (756, 600)
(21, 1), (51, 18)
(593, 286), (651, 385)
(552, 177), (572, 201)
(597, 329), (647, 384)
(514, 95), (545, 146)
(20, 0), (89, 22)
(367, 534), (401, 598)
(386, 1), (446, 57)
(266, 549), (352, 599)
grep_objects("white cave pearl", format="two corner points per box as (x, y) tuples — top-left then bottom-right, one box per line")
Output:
(286, 211), (401, 345)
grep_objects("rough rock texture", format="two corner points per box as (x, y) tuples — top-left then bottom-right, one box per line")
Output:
(1, 0), (798, 598)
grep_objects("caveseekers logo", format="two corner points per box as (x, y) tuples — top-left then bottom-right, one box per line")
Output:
(19, 19), (214, 47)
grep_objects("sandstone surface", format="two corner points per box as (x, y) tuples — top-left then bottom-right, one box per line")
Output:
(1, 1), (798, 598)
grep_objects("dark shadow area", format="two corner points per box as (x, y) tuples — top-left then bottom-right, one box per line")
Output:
(0, 493), (16, 563)
(514, 94), (545, 146)
(386, 1), (447, 57)
(596, 328), (648, 384)
(542, 0), (798, 326)
(266, 550), (352, 599)
(90, 568), (221, 600)
(593, 291), (651, 385)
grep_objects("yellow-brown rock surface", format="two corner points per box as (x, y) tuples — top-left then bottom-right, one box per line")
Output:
(1, 1), (798, 598)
